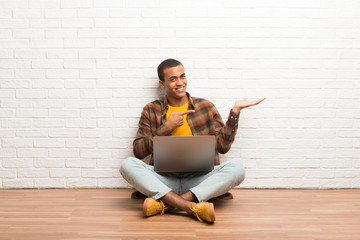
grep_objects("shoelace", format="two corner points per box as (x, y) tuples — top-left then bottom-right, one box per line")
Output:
(157, 200), (168, 216)
(189, 204), (203, 222)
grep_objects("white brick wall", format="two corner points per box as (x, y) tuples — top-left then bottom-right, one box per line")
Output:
(1, 0), (360, 189)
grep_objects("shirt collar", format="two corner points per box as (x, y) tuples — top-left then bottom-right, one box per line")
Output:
(161, 92), (195, 112)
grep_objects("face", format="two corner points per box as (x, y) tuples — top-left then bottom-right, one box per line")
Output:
(159, 65), (187, 101)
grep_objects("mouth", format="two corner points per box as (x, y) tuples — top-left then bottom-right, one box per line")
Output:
(175, 86), (185, 92)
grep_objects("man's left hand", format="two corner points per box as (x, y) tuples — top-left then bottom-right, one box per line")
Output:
(232, 98), (266, 114)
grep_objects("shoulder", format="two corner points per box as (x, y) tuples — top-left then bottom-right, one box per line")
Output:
(191, 96), (216, 109)
(142, 99), (162, 112)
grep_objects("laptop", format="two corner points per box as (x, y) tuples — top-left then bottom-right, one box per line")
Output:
(153, 136), (215, 173)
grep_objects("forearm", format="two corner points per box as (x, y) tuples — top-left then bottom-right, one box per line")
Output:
(216, 109), (240, 153)
(133, 124), (172, 159)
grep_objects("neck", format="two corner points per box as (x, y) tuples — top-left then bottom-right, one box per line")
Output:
(166, 95), (188, 107)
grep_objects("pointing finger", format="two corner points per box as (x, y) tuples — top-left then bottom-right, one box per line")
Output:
(179, 110), (196, 115)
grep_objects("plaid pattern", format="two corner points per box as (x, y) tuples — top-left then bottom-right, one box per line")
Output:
(133, 92), (240, 165)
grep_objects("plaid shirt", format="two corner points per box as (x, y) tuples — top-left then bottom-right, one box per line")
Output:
(133, 92), (240, 165)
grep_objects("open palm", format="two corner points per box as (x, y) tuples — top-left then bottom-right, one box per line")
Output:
(235, 98), (265, 110)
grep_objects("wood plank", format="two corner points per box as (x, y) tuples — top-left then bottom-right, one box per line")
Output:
(0, 189), (359, 240)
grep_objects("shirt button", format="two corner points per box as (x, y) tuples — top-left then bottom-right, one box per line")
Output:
(232, 129), (235, 132)
(231, 116), (234, 118)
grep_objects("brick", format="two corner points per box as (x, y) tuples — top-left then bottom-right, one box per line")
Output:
(16, 109), (48, 118)
(78, 29), (107, 38)
(95, 59), (127, 69)
(66, 178), (96, 188)
(93, 0), (125, 7)
(18, 168), (49, 178)
(44, 9), (76, 18)
(80, 149), (112, 159)
(13, 29), (44, 38)
(49, 109), (79, 118)
(80, 128), (112, 138)
(0, 169), (17, 178)
(29, 0), (60, 8)
(34, 139), (64, 148)
(0, 70), (13, 79)
(94, 39), (126, 48)
(2, 179), (34, 189)
(1, 119), (32, 128)
(45, 29), (76, 38)
(49, 149), (79, 158)
(48, 89), (80, 99)
(46, 50), (77, 59)
(61, 0), (91, 8)
(65, 139), (96, 148)
(0, 9), (11, 18)
(17, 148), (48, 158)
(82, 169), (112, 177)
(80, 70), (111, 79)
(80, 89), (112, 98)
(35, 178), (65, 188)
(2, 158), (33, 167)
(46, 69), (79, 79)
(32, 79), (64, 89)
(97, 99), (128, 108)
(49, 129), (80, 138)
(64, 99), (96, 108)
(96, 119), (128, 128)
(32, 59), (63, 69)
(30, 39), (62, 48)
(79, 49), (109, 58)
(0, 50), (12, 59)
(2, 139), (33, 148)
(15, 70), (45, 79)
(50, 168), (81, 177)
(65, 120), (96, 128)
(0, 109), (13, 118)
(16, 89), (47, 99)
(98, 178), (125, 188)
(0, 20), (29, 29)
(64, 60), (94, 69)
(32, 99), (64, 109)
(109, 8), (139, 18)
(65, 159), (96, 168)
(96, 159), (122, 167)
(64, 39), (94, 48)
(61, 19), (93, 28)
(80, 109), (112, 118)
(97, 139), (130, 149)
(78, 8), (109, 18)
(16, 129), (48, 137)
(35, 158), (65, 168)
(65, 80), (96, 89)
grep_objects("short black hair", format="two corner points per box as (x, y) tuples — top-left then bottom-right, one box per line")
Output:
(157, 58), (183, 82)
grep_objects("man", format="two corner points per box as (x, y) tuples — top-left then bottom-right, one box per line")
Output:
(120, 59), (265, 223)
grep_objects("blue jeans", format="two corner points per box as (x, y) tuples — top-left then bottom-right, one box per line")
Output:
(120, 157), (245, 202)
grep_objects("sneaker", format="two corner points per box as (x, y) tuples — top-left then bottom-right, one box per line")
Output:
(143, 198), (168, 217)
(189, 202), (216, 223)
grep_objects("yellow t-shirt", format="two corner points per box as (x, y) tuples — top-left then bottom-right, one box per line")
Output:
(166, 102), (193, 136)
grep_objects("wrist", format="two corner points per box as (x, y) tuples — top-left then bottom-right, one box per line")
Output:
(232, 106), (241, 115)
(164, 121), (173, 131)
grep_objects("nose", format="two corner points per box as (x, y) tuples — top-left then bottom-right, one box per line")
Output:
(176, 78), (183, 85)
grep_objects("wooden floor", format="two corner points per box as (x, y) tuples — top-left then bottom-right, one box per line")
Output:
(0, 189), (359, 240)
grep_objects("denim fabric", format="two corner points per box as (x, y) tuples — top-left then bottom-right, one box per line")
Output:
(120, 157), (245, 202)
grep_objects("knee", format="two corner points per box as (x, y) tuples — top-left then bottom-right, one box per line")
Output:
(119, 157), (139, 176)
(227, 160), (246, 185)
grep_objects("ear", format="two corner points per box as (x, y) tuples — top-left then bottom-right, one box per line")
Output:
(159, 80), (165, 89)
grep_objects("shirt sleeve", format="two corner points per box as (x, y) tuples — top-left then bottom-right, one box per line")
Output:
(133, 106), (171, 159)
(213, 105), (240, 154)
